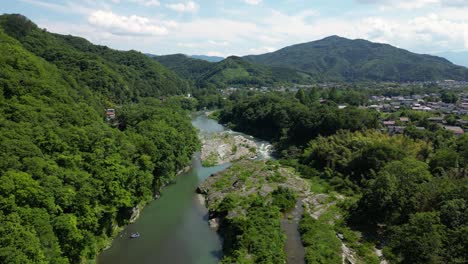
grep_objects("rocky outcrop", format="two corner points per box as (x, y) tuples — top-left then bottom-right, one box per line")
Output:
(129, 205), (141, 223)
(200, 131), (257, 166)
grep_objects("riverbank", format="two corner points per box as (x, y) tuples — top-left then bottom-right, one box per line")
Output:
(197, 151), (380, 264)
(200, 130), (258, 166)
(97, 163), (193, 255)
(97, 114), (228, 264)
(197, 159), (309, 263)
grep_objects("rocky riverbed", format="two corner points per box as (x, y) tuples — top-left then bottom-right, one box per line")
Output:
(200, 130), (258, 166)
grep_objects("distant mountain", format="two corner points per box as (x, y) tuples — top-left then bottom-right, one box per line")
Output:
(190, 55), (224, 62)
(435, 51), (468, 68)
(153, 54), (214, 82)
(154, 54), (313, 88)
(196, 56), (313, 87)
(244, 36), (468, 82)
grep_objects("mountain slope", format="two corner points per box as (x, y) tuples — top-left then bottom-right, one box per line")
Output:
(0, 15), (200, 263)
(244, 36), (468, 82)
(198, 56), (314, 87)
(154, 54), (314, 88)
(0, 14), (188, 103)
(153, 54), (214, 82)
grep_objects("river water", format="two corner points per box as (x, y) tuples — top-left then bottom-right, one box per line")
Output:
(98, 114), (271, 264)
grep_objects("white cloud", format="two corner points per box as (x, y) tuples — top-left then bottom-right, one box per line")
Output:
(108, 0), (160, 6)
(394, 0), (438, 10)
(166, 1), (199, 13)
(206, 51), (226, 57)
(208, 40), (230, 46)
(177, 42), (202, 48)
(248, 46), (276, 55)
(243, 0), (262, 5)
(129, 0), (160, 7)
(19, 0), (93, 14)
(357, 0), (468, 10)
(26, 0), (468, 56)
(88, 10), (168, 36)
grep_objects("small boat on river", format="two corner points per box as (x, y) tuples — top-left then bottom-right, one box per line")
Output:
(130, 232), (140, 238)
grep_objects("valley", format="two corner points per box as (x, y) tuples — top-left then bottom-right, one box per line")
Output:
(0, 12), (466, 264)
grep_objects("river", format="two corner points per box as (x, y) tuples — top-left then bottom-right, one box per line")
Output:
(97, 113), (271, 264)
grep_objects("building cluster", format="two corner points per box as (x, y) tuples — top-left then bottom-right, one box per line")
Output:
(381, 116), (466, 136)
(368, 93), (468, 115)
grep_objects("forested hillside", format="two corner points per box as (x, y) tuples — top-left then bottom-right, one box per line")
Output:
(244, 35), (468, 82)
(0, 15), (199, 263)
(152, 54), (214, 85)
(154, 54), (314, 88)
(218, 91), (468, 263)
(0, 14), (188, 104)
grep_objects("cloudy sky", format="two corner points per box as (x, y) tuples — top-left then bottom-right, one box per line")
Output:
(2, 0), (468, 57)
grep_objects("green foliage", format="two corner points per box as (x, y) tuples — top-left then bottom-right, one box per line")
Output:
(271, 187), (297, 212)
(244, 35), (468, 82)
(299, 214), (341, 264)
(202, 152), (218, 167)
(0, 19), (199, 263)
(152, 54), (214, 84)
(302, 130), (430, 188)
(0, 14), (188, 103)
(358, 158), (432, 224)
(220, 201), (286, 264)
(441, 91), (459, 103)
(387, 212), (445, 264)
(298, 129), (466, 263)
(155, 54), (314, 88)
(219, 93), (380, 151)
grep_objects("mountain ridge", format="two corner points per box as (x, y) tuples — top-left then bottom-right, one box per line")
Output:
(244, 35), (468, 82)
(153, 54), (314, 88)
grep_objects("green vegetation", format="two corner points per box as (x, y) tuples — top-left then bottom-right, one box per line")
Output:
(202, 152), (218, 167)
(157, 36), (468, 88)
(0, 14), (188, 104)
(271, 187), (297, 212)
(152, 54), (214, 85)
(219, 199), (286, 264)
(2, 12), (468, 264)
(0, 15), (199, 263)
(199, 160), (305, 264)
(219, 92), (379, 150)
(244, 35), (468, 82)
(155, 54), (314, 88)
(299, 214), (341, 264)
(217, 89), (467, 263)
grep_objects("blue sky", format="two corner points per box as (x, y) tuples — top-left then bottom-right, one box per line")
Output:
(2, 0), (468, 57)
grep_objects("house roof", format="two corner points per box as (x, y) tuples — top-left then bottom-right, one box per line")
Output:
(444, 126), (464, 134)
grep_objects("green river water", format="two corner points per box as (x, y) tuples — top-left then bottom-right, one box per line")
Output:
(98, 114), (236, 264)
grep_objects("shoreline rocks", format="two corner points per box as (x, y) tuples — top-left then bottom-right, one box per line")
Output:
(200, 131), (257, 166)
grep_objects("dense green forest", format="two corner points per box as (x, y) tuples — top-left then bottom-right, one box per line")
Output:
(218, 91), (467, 263)
(1, 12), (467, 264)
(0, 14), (188, 104)
(152, 54), (214, 84)
(154, 54), (314, 88)
(219, 91), (380, 151)
(0, 15), (199, 263)
(244, 35), (468, 82)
